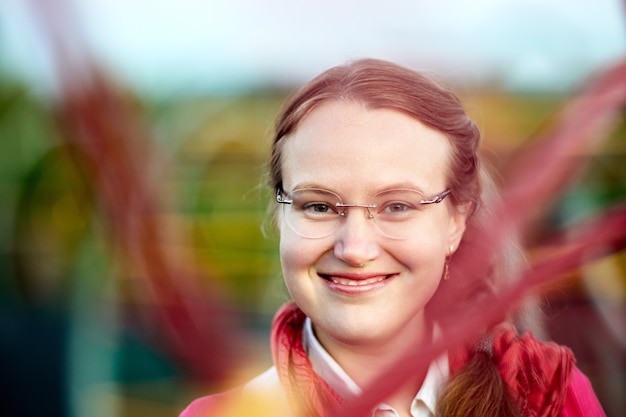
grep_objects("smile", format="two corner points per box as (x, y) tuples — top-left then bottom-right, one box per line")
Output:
(318, 273), (397, 293)
(327, 275), (390, 286)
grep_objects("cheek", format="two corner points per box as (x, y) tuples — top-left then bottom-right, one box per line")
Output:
(394, 236), (446, 271)
(278, 233), (298, 276)
(392, 221), (452, 277)
(278, 232), (329, 307)
(279, 231), (319, 281)
(409, 215), (455, 255)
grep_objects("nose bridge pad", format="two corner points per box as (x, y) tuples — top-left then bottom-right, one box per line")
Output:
(337, 204), (377, 237)
(337, 204), (376, 221)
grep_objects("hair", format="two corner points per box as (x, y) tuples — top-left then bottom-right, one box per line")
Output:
(269, 58), (480, 210)
(267, 58), (536, 416)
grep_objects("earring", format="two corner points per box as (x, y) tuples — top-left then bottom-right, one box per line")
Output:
(443, 245), (455, 281)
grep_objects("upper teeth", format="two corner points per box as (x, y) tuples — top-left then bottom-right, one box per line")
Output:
(331, 276), (387, 286)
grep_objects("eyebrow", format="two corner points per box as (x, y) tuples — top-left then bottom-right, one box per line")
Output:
(290, 181), (430, 195)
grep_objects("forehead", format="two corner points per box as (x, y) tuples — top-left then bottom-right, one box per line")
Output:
(280, 100), (452, 194)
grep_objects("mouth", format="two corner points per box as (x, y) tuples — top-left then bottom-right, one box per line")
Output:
(318, 273), (396, 286)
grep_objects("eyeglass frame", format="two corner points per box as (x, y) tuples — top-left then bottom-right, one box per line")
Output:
(275, 184), (452, 239)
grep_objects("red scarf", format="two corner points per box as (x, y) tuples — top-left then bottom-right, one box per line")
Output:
(271, 302), (574, 417)
(271, 303), (343, 416)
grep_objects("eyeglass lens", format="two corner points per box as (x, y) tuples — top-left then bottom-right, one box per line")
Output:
(280, 188), (449, 240)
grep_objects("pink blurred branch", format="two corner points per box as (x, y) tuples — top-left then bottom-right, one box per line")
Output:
(28, 0), (245, 382)
(25, 0), (626, 410)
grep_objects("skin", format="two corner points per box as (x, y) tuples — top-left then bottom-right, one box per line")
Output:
(278, 100), (468, 411)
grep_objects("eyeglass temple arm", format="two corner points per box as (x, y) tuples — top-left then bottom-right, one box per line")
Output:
(421, 189), (451, 205)
(276, 188), (293, 204)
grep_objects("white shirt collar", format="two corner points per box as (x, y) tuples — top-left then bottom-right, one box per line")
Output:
(302, 317), (448, 417)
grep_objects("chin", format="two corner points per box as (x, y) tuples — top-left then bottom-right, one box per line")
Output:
(321, 319), (392, 346)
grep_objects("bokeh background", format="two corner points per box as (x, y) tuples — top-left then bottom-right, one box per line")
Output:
(0, 1), (624, 416)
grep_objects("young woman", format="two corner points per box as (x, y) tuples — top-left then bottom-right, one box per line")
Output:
(181, 59), (605, 417)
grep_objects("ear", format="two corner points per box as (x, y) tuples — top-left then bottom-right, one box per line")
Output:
(446, 202), (471, 254)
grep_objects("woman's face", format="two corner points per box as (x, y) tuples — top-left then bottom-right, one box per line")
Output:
(278, 100), (468, 353)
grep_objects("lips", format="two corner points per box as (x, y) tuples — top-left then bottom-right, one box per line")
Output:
(318, 273), (396, 287)
(320, 274), (391, 287)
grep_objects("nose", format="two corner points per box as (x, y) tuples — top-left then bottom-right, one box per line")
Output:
(333, 208), (381, 266)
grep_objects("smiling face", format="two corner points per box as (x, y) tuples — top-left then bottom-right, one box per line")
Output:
(278, 100), (468, 355)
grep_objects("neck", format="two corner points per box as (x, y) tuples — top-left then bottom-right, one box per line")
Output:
(314, 321), (432, 412)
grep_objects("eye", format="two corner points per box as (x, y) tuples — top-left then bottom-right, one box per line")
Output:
(385, 202), (412, 213)
(299, 201), (339, 218)
(303, 202), (332, 213)
(378, 201), (420, 218)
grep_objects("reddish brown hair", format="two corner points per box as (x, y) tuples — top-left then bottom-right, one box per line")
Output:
(269, 58), (481, 212)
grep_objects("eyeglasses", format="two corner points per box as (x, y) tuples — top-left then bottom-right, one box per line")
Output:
(276, 186), (451, 240)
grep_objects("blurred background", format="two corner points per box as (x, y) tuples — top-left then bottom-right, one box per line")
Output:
(0, 0), (624, 416)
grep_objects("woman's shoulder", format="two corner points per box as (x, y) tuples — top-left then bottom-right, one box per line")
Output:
(179, 389), (239, 417)
(561, 367), (606, 417)
(450, 325), (574, 377)
(491, 325), (575, 379)
(450, 324), (605, 416)
(179, 367), (290, 417)
(489, 325), (605, 416)
(244, 366), (282, 390)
